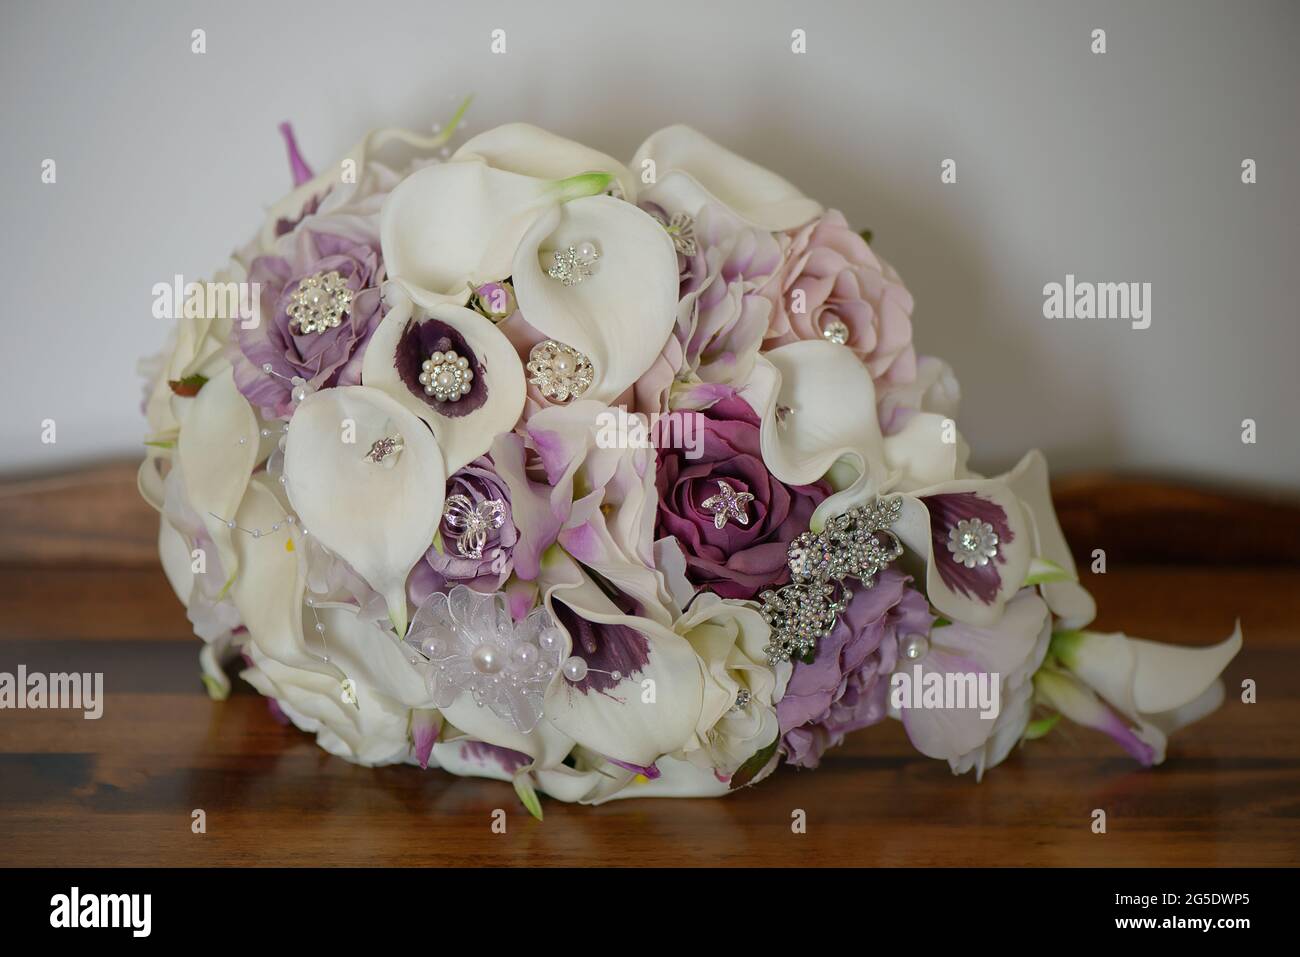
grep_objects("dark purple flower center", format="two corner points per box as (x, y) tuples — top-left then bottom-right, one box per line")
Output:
(395, 318), (488, 417)
(922, 491), (1014, 604)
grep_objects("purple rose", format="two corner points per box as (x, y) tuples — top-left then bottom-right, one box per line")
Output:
(408, 456), (517, 603)
(777, 569), (933, 769)
(654, 394), (830, 600)
(232, 228), (384, 418)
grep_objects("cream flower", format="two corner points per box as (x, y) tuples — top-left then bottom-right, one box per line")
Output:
(632, 125), (822, 230)
(282, 385), (445, 635)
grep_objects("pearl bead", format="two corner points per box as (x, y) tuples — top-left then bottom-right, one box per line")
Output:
(561, 656), (588, 682)
(471, 643), (504, 674)
(420, 636), (443, 658)
(510, 643), (539, 670)
(901, 633), (930, 661)
(553, 354), (573, 375)
(539, 630), (558, 650)
(576, 241), (598, 260)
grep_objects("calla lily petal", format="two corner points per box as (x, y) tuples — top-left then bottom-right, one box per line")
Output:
(899, 591), (1049, 762)
(381, 159), (560, 309)
(897, 480), (1033, 627)
(632, 125), (822, 230)
(1000, 450), (1095, 628)
(743, 343), (887, 521)
(175, 366), (259, 587)
(1053, 623), (1243, 718)
(283, 385), (445, 635)
(455, 122), (637, 201)
(539, 554), (705, 767)
(512, 195), (679, 404)
(361, 288), (526, 474)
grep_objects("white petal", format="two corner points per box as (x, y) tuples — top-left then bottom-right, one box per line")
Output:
(633, 125), (822, 230)
(512, 195), (679, 403)
(1060, 623), (1243, 718)
(381, 160), (557, 310)
(898, 480), (1033, 627)
(360, 289), (526, 473)
(540, 560), (705, 767)
(175, 366), (259, 586)
(743, 343), (887, 516)
(455, 122), (637, 202)
(883, 411), (970, 491)
(283, 385), (445, 635)
(1000, 450), (1095, 628)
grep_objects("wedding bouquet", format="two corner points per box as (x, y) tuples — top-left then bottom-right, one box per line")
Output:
(139, 104), (1241, 810)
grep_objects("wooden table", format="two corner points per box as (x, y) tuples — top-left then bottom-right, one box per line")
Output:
(1, 463), (1297, 867)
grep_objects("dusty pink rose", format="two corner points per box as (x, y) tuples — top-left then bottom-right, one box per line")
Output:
(767, 209), (917, 388)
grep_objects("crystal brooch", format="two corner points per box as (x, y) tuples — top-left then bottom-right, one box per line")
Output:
(287, 270), (354, 335)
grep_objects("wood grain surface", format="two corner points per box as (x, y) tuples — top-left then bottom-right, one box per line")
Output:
(0, 461), (1297, 867)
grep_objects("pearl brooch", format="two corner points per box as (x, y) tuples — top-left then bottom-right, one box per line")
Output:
(405, 586), (565, 734)
(526, 339), (594, 402)
(419, 349), (474, 402)
(287, 270), (354, 335)
(545, 241), (600, 285)
(947, 518), (999, 568)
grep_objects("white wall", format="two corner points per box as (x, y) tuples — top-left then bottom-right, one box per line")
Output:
(3, 0), (1297, 489)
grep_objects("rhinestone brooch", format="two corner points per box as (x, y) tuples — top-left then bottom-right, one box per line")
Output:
(362, 434), (404, 465)
(700, 480), (754, 530)
(419, 349), (474, 402)
(545, 241), (600, 285)
(442, 494), (506, 560)
(947, 518), (999, 568)
(527, 339), (594, 402)
(759, 497), (904, 664)
(287, 270), (354, 335)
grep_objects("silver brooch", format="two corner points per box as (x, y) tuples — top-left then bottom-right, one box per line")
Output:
(442, 494), (506, 560)
(362, 434), (404, 466)
(287, 270), (354, 335)
(527, 339), (594, 402)
(760, 497), (904, 663)
(700, 480), (755, 530)
(419, 349), (474, 402)
(545, 241), (600, 286)
(947, 518), (999, 568)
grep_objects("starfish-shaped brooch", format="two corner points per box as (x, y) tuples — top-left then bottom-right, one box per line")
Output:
(700, 480), (755, 530)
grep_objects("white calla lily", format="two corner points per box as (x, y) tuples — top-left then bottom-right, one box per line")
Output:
(1054, 624), (1242, 727)
(1000, 450), (1096, 628)
(890, 478), (1033, 627)
(381, 159), (613, 311)
(175, 367), (259, 589)
(455, 122), (637, 202)
(283, 385), (445, 636)
(743, 341), (888, 521)
(360, 287), (525, 473)
(632, 124), (822, 230)
(539, 554), (705, 768)
(511, 195), (679, 403)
